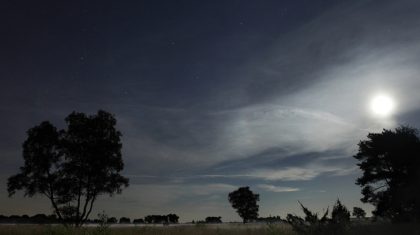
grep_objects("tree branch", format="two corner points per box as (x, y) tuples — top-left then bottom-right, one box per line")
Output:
(82, 195), (96, 224)
(48, 193), (63, 221)
(76, 177), (82, 226)
(80, 193), (91, 224)
(372, 184), (387, 192)
(79, 176), (91, 224)
(46, 172), (63, 221)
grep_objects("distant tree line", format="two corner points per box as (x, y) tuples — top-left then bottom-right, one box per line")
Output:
(0, 214), (58, 224)
(144, 214), (179, 224)
(205, 216), (222, 223)
(193, 216), (223, 224)
(255, 215), (282, 223)
(104, 214), (179, 224)
(0, 213), (180, 225)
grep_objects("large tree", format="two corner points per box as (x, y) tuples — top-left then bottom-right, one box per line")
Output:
(8, 110), (129, 226)
(228, 186), (259, 223)
(354, 126), (420, 222)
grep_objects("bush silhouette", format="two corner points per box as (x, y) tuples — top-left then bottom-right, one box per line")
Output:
(286, 201), (329, 235)
(205, 216), (222, 223)
(331, 199), (350, 233)
(107, 217), (117, 223)
(119, 217), (131, 224)
(133, 218), (144, 224)
(352, 207), (366, 219)
(286, 200), (351, 235)
(144, 214), (179, 224)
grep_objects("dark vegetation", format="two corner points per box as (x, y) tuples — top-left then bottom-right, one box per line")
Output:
(106, 217), (118, 224)
(7, 110), (129, 226)
(192, 216), (223, 224)
(352, 207), (366, 219)
(205, 216), (222, 223)
(144, 214), (179, 224)
(0, 214), (57, 224)
(354, 126), (420, 222)
(255, 216), (282, 223)
(119, 217), (130, 224)
(4, 109), (420, 233)
(285, 199), (351, 234)
(228, 187), (260, 223)
(0, 213), (180, 225)
(132, 218), (145, 224)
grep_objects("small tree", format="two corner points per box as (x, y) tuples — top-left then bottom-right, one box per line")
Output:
(205, 216), (222, 223)
(352, 207), (366, 219)
(331, 199), (350, 224)
(107, 217), (117, 223)
(133, 218), (144, 224)
(144, 215), (153, 224)
(119, 217), (131, 224)
(167, 214), (179, 223)
(7, 110), (129, 226)
(331, 199), (350, 233)
(228, 186), (259, 223)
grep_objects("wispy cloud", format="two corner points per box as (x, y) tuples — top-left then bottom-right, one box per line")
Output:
(193, 163), (357, 182)
(257, 184), (299, 193)
(249, 165), (356, 181)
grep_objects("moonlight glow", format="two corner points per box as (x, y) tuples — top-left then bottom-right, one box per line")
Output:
(370, 94), (396, 117)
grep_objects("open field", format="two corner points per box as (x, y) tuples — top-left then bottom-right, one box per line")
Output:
(1, 223), (420, 235)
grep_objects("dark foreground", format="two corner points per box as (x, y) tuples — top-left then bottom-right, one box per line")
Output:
(0, 223), (419, 235)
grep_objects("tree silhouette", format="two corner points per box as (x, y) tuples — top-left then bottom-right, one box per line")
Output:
(352, 207), (366, 219)
(228, 186), (259, 223)
(133, 218), (144, 224)
(205, 216), (222, 223)
(119, 217), (131, 224)
(167, 214), (179, 223)
(7, 110), (129, 226)
(354, 126), (420, 222)
(107, 217), (117, 223)
(331, 199), (350, 225)
(331, 199), (350, 233)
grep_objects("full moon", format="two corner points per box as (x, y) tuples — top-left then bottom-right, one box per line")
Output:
(370, 94), (395, 117)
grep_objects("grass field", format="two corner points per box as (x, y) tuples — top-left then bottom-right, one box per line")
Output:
(0, 223), (419, 235)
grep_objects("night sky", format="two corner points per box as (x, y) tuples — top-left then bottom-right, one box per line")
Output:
(2, 0), (420, 222)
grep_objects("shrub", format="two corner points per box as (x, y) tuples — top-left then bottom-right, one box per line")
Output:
(286, 199), (351, 235)
(286, 201), (329, 235)
(119, 217), (131, 224)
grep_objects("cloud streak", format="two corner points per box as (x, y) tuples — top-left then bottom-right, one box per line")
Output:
(257, 184), (300, 193)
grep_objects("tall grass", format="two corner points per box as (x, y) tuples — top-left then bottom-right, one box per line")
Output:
(0, 224), (295, 235)
(0, 223), (419, 235)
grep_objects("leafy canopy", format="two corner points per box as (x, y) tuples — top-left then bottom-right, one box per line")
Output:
(228, 186), (259, 223)
(354, 126), (420, 222)
(8, 110), (129, 226)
